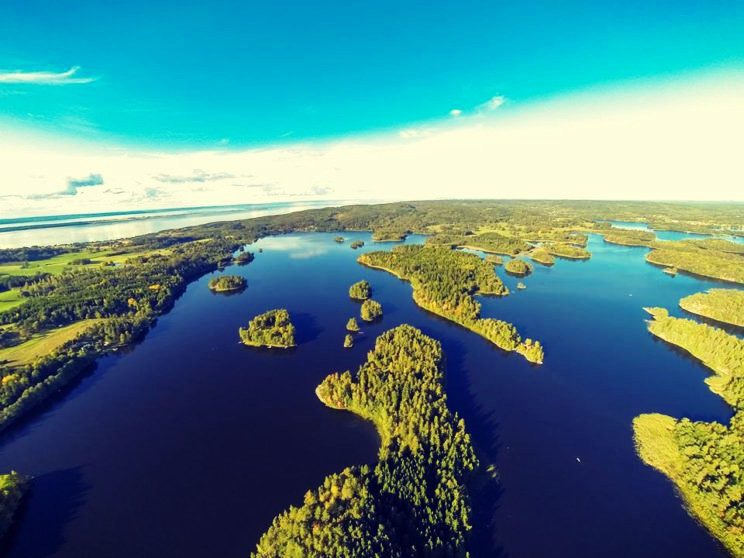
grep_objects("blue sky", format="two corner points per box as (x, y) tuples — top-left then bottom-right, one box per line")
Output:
(2, 0), (743, 147)
(0, 1), (743, 213)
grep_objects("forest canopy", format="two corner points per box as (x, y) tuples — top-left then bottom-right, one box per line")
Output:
(358, 245), (543, 363)
(679, 289), (744, 328)
(349, 280), (371, 300)
(208, 274), (247, 292)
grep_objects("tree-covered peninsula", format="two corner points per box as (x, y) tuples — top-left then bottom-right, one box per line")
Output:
(504, 258), (533, 277)
(349, 280), (371, 300)
(634, 307), (743, 557)
(252, 325), (478, 557)
(358, 245), (544, 363)
(679, 289), (744, 328)
(646, 248), (744, 285)
(360, 299), (383, 322)
(239, 309), (296, 348)
(529, 248), (555, 266)
(208, 274), (247, 293)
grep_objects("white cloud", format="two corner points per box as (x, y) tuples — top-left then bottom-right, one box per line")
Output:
(480, 95), (506, 111)
(0, 66), (95, 85)
(0, 69), (742, 216)
(449, 109), (462, 117)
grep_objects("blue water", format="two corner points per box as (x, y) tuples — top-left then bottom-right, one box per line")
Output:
(0, 201), (344, 249)
(0, 232), (732, 557)
(608, 220), (742, 243)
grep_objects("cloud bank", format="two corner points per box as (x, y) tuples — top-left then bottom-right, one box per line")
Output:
(1, 70), (742, 216)
(0, 66), (95, 85)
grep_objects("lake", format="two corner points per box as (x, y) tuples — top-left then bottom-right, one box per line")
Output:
(0, 231), (733, 557)
(0, 201), (343, 249)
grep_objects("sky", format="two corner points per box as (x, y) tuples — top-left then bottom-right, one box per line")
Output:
(1, 0), (743, 216)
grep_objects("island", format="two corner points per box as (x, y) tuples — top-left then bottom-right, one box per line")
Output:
(371, 229), (407, 242)
(251, 325), (478, 557)
(334, 236), (345, 243)
(679, 289), (744, 328)
(343, 333), (354, 348)
(633, 306), (743, 557)
(208, 274), (247, 293)
(239, 309), (296, 348)
(545, 242), (591, 260)
(517, 281), (527, 290)
(360, 299), (383, 322)
(346, 317), (360, 332)
(504, 258), (533, 276)
(348, 279), (371, 300)
(0, 472), (28, 540)
(350, 240), (365, 250)
(358, 245), (544, 363)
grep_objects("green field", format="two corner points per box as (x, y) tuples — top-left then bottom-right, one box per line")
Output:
(0, 290), (25, 313)
(0, 320), (99, 367)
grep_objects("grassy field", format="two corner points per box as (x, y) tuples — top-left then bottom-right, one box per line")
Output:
(0, 290), (25, 313)
(0, 248), (168, 279)
(0, 320), (99, 367)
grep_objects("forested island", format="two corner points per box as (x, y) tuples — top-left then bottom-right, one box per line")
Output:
(348, 280), (371, 300)
(350, 240), (365, 250)
(358, 245), (544, 363)
(545, 242), (591, 260)
(504, 259), (533, 277)
(0, 472), (27, 540)
(634, 307), (743, 557)
(239, 309), (296, 348)
(252, 325), (478, 557)
(208, 274), (247, 293)
(679, 289), (744, 328)
(360, 299), (383, 322)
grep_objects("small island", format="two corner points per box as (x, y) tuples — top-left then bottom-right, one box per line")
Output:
(239, 309), (296, 348)
(208, 274), (247, 293)
(360, 299), (383, 322)
(504, 258), (533, 276)
(343, 333), (354, 348)
(334, 236), (345, 243)
(349, 279), (371, 300)
(346, 317), (360, 332)
(517, 281), (527, 290)
(350, 240), (365, 249)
